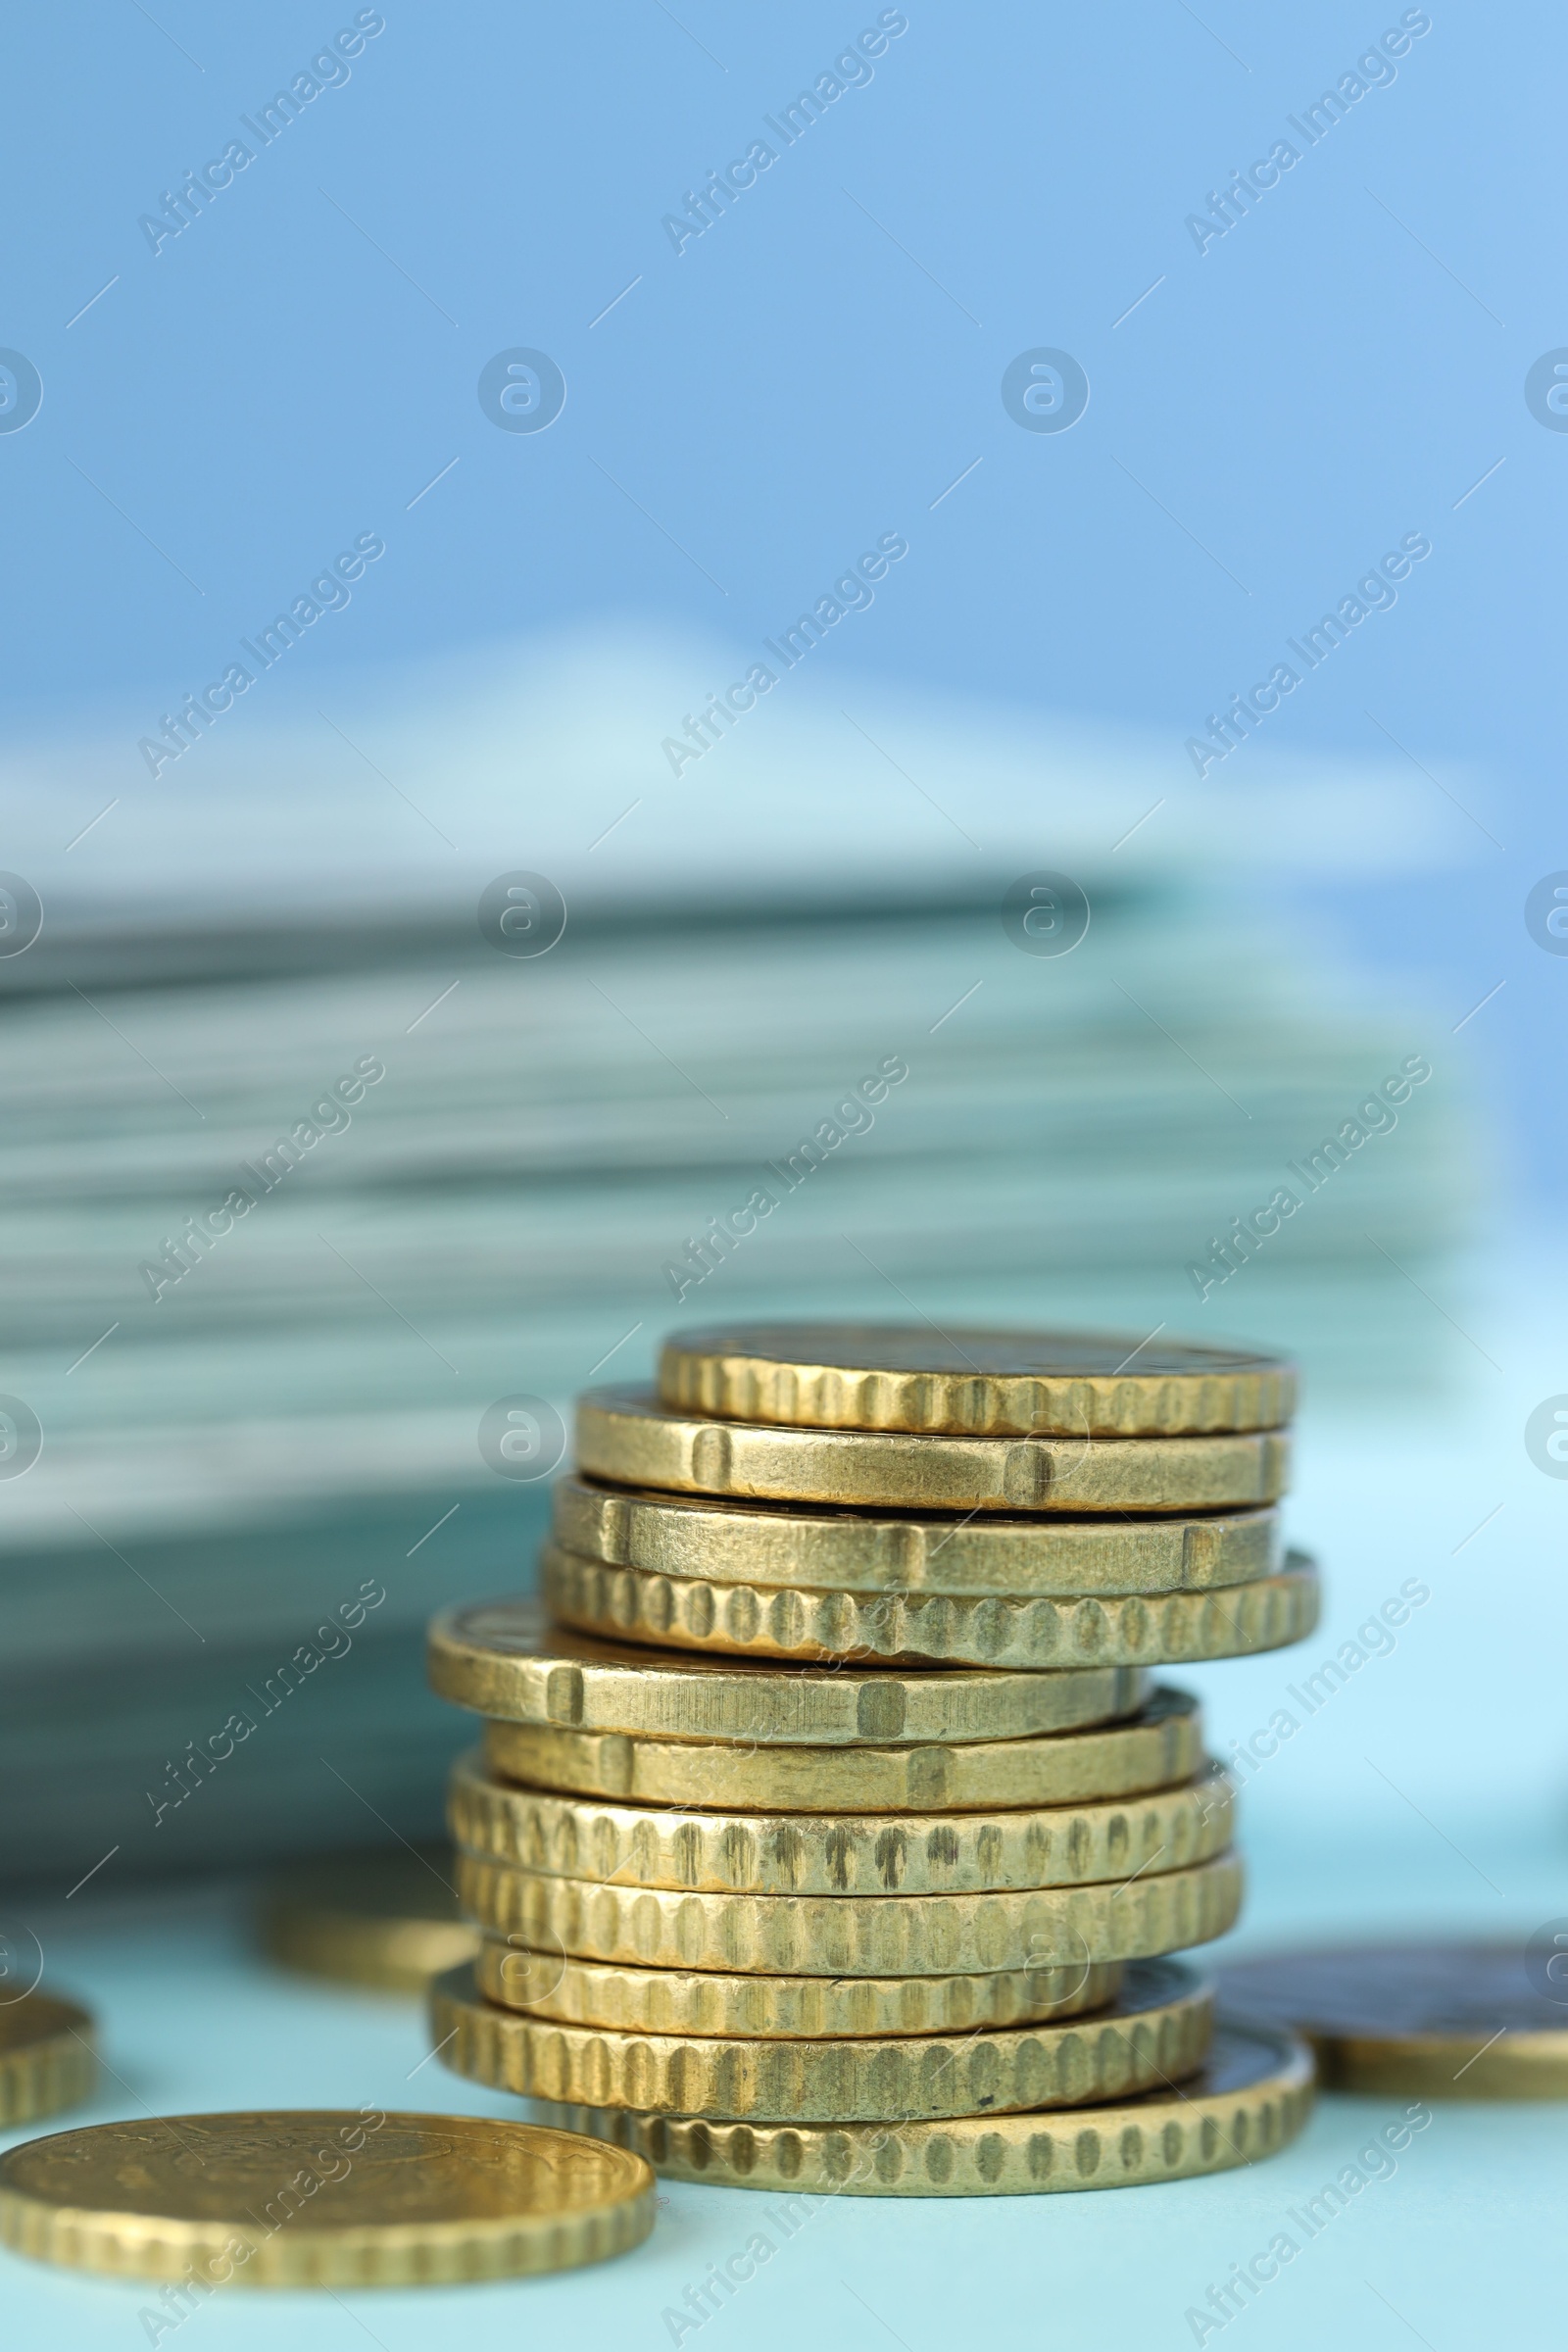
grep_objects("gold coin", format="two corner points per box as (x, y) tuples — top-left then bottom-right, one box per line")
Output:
(531, 2021), (1313, 2195)
(455, 1848), (1243, 1976)
(429, 1958), (1212, 2123)
(1217, 1943), (1568, 2098)
(482, 1685), (1206, 1813)
(0, 1992), (95, 2129)
(0, 2111), (654, 2286)
(660, 1321), (1296, 1436)
(429, 1599), (1146, 1745)
(577, 1387), (1290, 1513)
(475, 1941), (1125, 2037)
(542, 1542), (1319, 1670)
(555, 1475), (1281, 1596)
(258, 1848), (478, 1994)
(449, 1749), (1235, 1895)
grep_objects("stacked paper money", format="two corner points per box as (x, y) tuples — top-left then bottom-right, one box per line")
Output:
(0, 637), (1471, 1888)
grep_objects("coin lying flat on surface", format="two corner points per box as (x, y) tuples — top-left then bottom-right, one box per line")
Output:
(428, 1600), (1147, 1745)
(555, 1477), (1282, 1596)
(0, 2112), (655, 2285)
(475, 1941), (1125, 2037)
(576, 1388), (1290, 1514)
(0, 1992), (95, 2129)
(481, 1686), (1206, 1813)
(1217, 1943), (1568, 2098)
(659, 1322), (1296, 1437)
(456, 1848), (1244, 1976)
(431, 1957), (1212, 2123)
(449, 1750), (1235, 1896)
(258, 1848), (478, 1994)
(532, 2022), (1313, 2195)
(542, 1543), (1320, 1670)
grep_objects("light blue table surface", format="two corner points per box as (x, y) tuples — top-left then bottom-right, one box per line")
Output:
(9, 1290), (1565, 2349)
(8, 1840), (1565, 2352)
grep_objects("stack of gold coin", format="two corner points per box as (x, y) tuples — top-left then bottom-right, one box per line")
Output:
(428, 1324), (1318, 2194)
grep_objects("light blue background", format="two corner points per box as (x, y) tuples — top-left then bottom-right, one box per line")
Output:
(3, 9), (1563, 2343)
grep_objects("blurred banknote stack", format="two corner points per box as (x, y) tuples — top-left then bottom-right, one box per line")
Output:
(0, 631), (1473, 1886)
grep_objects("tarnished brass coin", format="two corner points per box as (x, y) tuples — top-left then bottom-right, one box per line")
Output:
(555, 1476), (1282, 1596)
(455, 1848), (1243, 1976)
(475, 1941), (1125, 2037)
(0, 1992), (95, 2129)
(430, 1958), (1212, 2123)
(542, 1542), (1319, 1670)
(0, 2112), (654, 2285)
(428, 1599), (1146, 1745)
(449, 1749), (1235, 1895)
(481, 1686), (1206, 1814)
(577, 1387), (1290, 1513)
(660, 1321), (1296, 1436)
(1217, 1943), (1568, 2098)
(258, 1848), (478, 1994)
(532, 2022), (1313, 2195)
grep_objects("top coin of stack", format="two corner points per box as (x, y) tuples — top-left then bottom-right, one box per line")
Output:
(429, 1321), (1315, 2194)
(658, 1322), (1297, 1436)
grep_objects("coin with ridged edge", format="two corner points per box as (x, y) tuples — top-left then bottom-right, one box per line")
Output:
(577, 1387), (1290, 1513)
(531, 2022), (1313, 2195)
(448, 1750), (1236, 1895)
(659, 1322), (1296, 1437)
(455, 1848), (1243, 1976)
(475, 1941), (1125, 2037)
(542, 1542), (1319, 1670)
(0, 2112), (654, 2286)
(0, 1993), (95, 2129)
(258, 1848), (478, 1994)
(428, 1599), (1146, 1745)
(1217, 1943), (1568, 2098)
(430, 1958), (1212, 2123)
(555, 1477), (1282, 1596)
(481, 1685), (1205, 1814)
